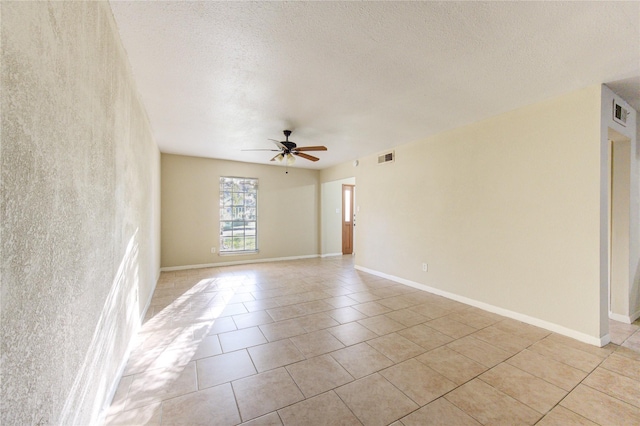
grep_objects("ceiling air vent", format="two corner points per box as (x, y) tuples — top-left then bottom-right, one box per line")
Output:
(377, 150), (395, 165)
(613, 99), (628, 127)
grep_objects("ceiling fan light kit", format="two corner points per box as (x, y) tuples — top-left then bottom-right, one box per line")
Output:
(243, 130), (328, 171)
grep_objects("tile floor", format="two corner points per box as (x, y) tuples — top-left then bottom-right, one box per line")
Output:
(105, 256), (640, 425)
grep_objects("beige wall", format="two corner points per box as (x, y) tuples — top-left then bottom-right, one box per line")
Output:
(1, 2), (160, 424)
(161, 154), (320, 268)
(352, 86), (605, 342)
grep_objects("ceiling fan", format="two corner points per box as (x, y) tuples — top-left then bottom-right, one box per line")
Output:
(243, 130), (327, 165)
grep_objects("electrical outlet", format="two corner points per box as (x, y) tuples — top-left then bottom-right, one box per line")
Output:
(211, 247), (216, 254)
(422, 263), (428, 272)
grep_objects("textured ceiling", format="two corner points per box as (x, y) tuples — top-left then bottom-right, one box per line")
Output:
(110, 1), (639, 170)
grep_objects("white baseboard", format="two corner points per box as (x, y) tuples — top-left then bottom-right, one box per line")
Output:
(160, 254), (321, 272)
(609, 309), (640, 324)
(355, 265), (609, 347)
(321, 252), (344, 258)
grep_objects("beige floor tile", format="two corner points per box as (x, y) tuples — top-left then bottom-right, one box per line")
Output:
(358, 315), (405, 336)
(415, 346), (487, 385)
(267, 305), (306, 321)
(286, 354), (354, 397)
(219, 326), (268, 352)
(380, 359), (456, 406)
(125, 362), (198, 410)
(384, 308), (429, 327)
(529, 338), (605, 372)
(205, 316), (238, 335)
(397, 324), (453, 351)
(239, 411), (283, 425)
(336, 373), (419, 426)
(377, 296), (417, 311)
(560, 384), (640, 425)
(601, 352), (640, 381)
(610, 320), (640, 345)
(583, 367), (640, 408)
(425, 317), (476, 339)
(352, 301), (393, 316)
(218, 302), (250, 317)
(196, 350), (257, 389)
(290, 329), (344, 357)
(324, 295), (359, 308)
(471, 325), (536, 354)
(278, 391), (361, 425)
(506, 349), (587, 391)
(448, 308), (503, 328)
(400, 398), (481, 426)
(622, 331), (640, 352)
(109, 259), (640, 426)
(297, 300), (335, 316)
(259, 319), (307, 342)
(446, 336), (511, 367)
(243, 298), (281, 313)
(445, 379), (541, 425)
(105, 401), (162, 426)
(348, 291), (382, 303)
(544, 333), (614, 358)
(331, 342), (394, 379)
(479, 363), (567, 414)
(368, 333), (426, 362)
(327, 307), (370, 324)
(161, 382), (240, 426)
(615, 345), (640, 361)
(493, 318), (551, 341)
(248, 339), (305, 372)
(327, 322), (379, 346)
(228, 292), (257, 304)
(122, 347), (164, 376)
(294, 312), (340, 332)
(536, 406), (598, 425)
(233, 311), (275, 329)
(191, 335), (223, 361)
(233, 367), (305, 422)
(409, 303), (448, 319)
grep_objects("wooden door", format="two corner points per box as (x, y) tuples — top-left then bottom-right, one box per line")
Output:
(342, 184), (355, 254)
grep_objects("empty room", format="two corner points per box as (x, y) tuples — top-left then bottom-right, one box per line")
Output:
(2, 1), (640, 425)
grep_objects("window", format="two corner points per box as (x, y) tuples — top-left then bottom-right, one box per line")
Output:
(219, 177), (258, 253)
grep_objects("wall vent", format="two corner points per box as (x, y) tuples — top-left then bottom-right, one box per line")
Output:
(613, 99), (628, 126)
(377, 151), (395, 165)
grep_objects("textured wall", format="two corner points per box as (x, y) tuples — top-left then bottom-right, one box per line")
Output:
(1, 2), (160, 425)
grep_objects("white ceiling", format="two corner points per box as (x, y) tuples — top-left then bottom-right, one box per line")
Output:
(110, 1), (639, 170)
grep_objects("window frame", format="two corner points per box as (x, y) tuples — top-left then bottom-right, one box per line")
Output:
(219, 176), (258, 254)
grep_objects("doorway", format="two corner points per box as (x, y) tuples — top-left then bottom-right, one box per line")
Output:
(608, 132), (632, 321)
(342, 184), (355, 255)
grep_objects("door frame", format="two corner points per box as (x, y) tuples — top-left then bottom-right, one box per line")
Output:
(342, 184), (355, 255)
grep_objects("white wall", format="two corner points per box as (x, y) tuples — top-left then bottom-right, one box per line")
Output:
(1, 2), (160, 424)
(161, 154), (320, 268)
(350, 86), (607, 344)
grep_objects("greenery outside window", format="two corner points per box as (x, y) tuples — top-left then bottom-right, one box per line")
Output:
(219, 177), (258, 253)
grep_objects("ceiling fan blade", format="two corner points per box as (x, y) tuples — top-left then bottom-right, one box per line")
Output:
(270, 154), (281, 162)
(241, 149), (280, 152)
(269, 139), (286, 150)
(292, 146), (328, 152)
(294, 152), (320, 162)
